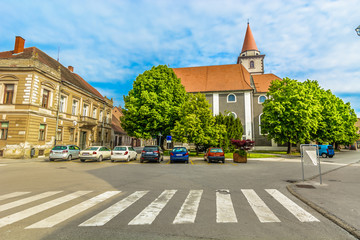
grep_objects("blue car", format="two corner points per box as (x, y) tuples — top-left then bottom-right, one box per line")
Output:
(318, 145), (335, 158)
(170, 147), (189, 163)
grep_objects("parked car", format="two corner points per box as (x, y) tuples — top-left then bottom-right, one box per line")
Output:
(318, 145), (335, 158)
(140, 145), (163, 163)
(111, 146), (137, 162)
(49, 145), (80, 161)
(79, 146), (111, 162)
(204, 147), (225, 163)
(170, 147), (189, 163)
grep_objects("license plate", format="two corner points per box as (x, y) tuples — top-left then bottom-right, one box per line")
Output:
(116, 153), (122, 155)
(176, 154), (182, 156)
(146, 152), (152, 154)
(82, 153), (89, 155)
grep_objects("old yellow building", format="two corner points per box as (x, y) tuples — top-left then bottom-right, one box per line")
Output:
(0, 36), (113, 158)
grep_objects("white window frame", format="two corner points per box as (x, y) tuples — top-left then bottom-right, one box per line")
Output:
(72, 99), (78, 115)
(99, 110), (103, 122)
(227, 93), (236, 103)
(83, 104), (89, 116)
(258, 95), (267, 104)
(59, 95), (67, 113)
(92, 107), (97, 119)
(0, 77), (19, 104)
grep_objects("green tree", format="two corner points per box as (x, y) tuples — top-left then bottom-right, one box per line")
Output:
(171, 93), (225, 154)
(215, 113), (243, 152)
(261, 78), (321, 153)
(121, 65), (187, 147)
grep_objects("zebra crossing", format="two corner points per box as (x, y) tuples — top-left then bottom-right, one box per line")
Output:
(0, 189), (319, 229)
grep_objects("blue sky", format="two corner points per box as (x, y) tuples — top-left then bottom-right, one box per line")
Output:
(1, 0), (360, 115)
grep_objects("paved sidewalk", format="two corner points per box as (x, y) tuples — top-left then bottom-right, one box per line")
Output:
(287, 151), (360, 239)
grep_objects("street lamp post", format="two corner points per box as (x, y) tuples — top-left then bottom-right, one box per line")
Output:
(356, 25), (360, 36)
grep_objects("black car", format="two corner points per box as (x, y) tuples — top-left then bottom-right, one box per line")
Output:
(140, 146), (163, 163)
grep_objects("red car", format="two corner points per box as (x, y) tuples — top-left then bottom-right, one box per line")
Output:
(204, 147), (225, 163)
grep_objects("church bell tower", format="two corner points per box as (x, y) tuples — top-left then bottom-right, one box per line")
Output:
(237, 23), (265, 74)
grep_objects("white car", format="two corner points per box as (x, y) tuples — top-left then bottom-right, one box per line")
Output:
(111, 146), (137, 162)
(80, 146), (111, 162)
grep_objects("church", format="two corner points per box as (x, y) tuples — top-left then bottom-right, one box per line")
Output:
(172, 24), (285, 150)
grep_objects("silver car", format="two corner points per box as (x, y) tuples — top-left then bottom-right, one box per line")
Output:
(111, 146), (137, 162)
(49, 145), (80, 161)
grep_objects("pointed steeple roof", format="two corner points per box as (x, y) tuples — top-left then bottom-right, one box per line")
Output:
(241, 23), (258, 53)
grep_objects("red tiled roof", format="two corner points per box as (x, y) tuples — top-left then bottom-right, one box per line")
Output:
(0, 47), (103, 99)
(241, 23), (258, 53)
(252, 74), (281, 93)
(111, 114), (126, 134)
(172, 64), (252, 93)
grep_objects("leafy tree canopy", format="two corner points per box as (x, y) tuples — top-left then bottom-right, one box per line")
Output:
(121, 65), (187, 140)
(215, 113), (243, 152)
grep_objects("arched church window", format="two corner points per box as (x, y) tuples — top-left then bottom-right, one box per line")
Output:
(228, 112), (237, 118)
(258, 95), (267, 104)
(227, 93), (236, 103)
(250, 61), (255, 69)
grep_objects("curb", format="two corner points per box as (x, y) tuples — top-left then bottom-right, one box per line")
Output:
(286, 161), (360, 239)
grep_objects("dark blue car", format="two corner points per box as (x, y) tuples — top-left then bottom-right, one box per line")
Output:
(170, 147), (189, 164)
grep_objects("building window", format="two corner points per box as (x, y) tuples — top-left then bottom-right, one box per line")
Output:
(39, 124), (46, 141)
(250, 61), (255, 69)
(42, 89), (50, 108)
(99, 110), (103, 122)
(83, 104), (89, 116)
(70, 128), (74, 141)
(258, 95), (267, 104)
(59, 95), (66, 113)
(72, 99), (78, 115)
(106, 112), (110, 123)
(56, 127), (63, 141)
(0, 122), (9, 140)
(3, 84), (14, 104)
(92, 107), (97, 119)
(227, 93), (236, 103)
(228, 112), (237, 118)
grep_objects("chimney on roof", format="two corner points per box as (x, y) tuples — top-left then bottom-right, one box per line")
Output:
(14, 36), (25, 54)
(68, 66), (74, 72)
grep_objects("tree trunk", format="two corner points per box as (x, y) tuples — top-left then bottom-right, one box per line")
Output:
(287, 142), (291, 154)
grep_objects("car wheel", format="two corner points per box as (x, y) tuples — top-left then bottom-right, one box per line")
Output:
(222, 160), (225, 163)
(186, 160), (189, 164)
(80, 159), (85, 162)
(207, 158), (211, 163)
(134, 154), (137, 160)
(140, 159), (144, 163)
(321, 153), (327, 158)
(127, 156), (130, 162)
(111, 159), (114, 162)
(329, 155), (333, 158)
(67, 155), (72, 161)
(49, 158), (54, 161)
(98, 155), (103, 162)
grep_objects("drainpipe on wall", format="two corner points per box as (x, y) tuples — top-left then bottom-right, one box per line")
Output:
(101, 102), (105, 146)
(54, 78), (62, 146)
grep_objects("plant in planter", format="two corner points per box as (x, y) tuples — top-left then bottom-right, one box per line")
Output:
(231, 139), (255, 163)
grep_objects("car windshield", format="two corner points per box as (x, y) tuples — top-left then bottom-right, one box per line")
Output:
(210, 148), (223, 153)
(114, 147), (126, 151)
(85, 147), (99, 151)
(172, 147), (187, 152)
(52, 146), (67, 150)
(144, 146), (158, 151)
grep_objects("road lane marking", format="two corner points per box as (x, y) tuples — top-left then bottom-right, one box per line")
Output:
(216, 190), (237, 223)
(241, 189), (280, 223)
(0, 191), (92, 228)
(0, 191), (62, 212)
(80, 191), (148, 226)
(0, 192), (30, 201)
(26, 191), (120, 229)
(265, 189), (320, 222)
(128, 190), (177, 225)
(173, 190), (203, 224)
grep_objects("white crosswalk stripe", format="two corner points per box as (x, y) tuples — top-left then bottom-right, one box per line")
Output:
(241, 189), (280, 223)
(128, 190), (177, 225)
(173, 190), (203, 224)
(0, 189), (320, 228)
(26, 191), (120, 229)
(0, 191), (91, 228)
(0, 192), (30, 201)
(80, 191), (148, 227)
(216, 190), (237, 223)
(0, 191), (62, 212)
(266, 189), (320, 222)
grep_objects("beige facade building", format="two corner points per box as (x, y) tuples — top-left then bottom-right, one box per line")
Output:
(0, 36), (113, 158)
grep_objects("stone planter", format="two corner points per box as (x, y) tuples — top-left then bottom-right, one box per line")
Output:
(233, 152), (247, 163)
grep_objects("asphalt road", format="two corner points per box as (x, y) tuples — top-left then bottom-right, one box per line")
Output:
(0, 152), (358, 240)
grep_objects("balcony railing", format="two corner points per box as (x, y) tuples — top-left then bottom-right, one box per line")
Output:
(79, 116), (97, 127)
